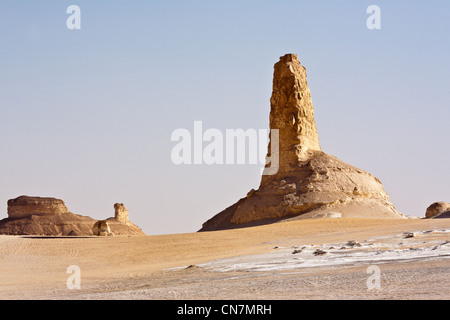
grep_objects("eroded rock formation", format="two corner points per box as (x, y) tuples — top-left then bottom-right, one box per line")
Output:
(7, 196), (68, 219)
(200, 54), (404, 231)
(114, 203), (130, 225)
(266, 53), (321, 174)
(426, 202), (450, 219)
(93, 220), (113, 236)
(0, 196), (145, 236)
(106, 202), (143, 231)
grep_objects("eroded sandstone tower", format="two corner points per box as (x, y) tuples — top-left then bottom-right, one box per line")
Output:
(200, 54), (404, 231)
(268, 53), (320, 169)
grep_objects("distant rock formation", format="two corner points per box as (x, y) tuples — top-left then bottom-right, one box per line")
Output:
(106, 203), (144, 232)
(93, 220), (113, 236)
(7, 196), (68, 219)
(113, 203), (130, 225)
(426, 202), (450, 219)
(200, 54), (404, 232)
(0, 196), (145, 236)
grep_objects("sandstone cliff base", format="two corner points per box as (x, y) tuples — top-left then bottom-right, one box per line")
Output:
(201, 151), (402, 231)
(200, 54), (403, 231)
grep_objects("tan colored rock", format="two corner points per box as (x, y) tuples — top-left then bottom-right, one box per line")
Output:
(93, 220), (113, 236)
(0, 211), (97, 236)
(7, 196), (68, 219)
(425, 202), (450, 219)
(114, 203), (129, 224)
(265, 53), (321, 176)
(0, 196), (146, 236)
(106, 202), (145, 234)
(200, 54), (404, 231)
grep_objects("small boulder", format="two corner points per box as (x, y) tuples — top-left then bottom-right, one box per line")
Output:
(93, 220), (113, 236)
(313, 249), (327, 256)
(347, 240), (362, 247)
(425, 202), (450, 219)
(404, 232), (416, 238)
(185, 265), (199, 270)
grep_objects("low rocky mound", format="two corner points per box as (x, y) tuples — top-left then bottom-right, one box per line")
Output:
(0, 196), (145, 236)
(426, 202), (450, 219)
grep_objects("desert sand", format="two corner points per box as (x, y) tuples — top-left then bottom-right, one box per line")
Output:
(1, 218), (449, 300)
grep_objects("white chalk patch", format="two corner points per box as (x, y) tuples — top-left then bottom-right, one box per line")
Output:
(195, 230), (450, 273)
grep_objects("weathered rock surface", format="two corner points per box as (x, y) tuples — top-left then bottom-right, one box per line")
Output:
(0, 211), (96, 236)
(106, 203), (144, 233)
(93, 220), (113, 236)
(7, 196), (68, 219)
(425, 202), (450, 219)
(0, 196), (145, 236)
(265, 53), (321, 175)
(113, 203), (131, 225)
(200, 54), (404, 232)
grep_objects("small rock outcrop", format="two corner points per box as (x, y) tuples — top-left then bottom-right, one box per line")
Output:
(426, 202), (450, 219)
(92, 220), (113, 236)
(106, 203), (144, 234)
(0, 196), (145, 236)
(114, 203), (130, 225)
(200, 54), (404, 232)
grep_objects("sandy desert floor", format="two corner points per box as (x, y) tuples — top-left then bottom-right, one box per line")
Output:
(0, 218), (449, 300)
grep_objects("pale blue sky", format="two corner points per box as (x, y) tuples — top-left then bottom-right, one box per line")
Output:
(0, 1), (449, 235)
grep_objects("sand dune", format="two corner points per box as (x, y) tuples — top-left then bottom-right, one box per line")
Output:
(0, 218), (449, 299)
